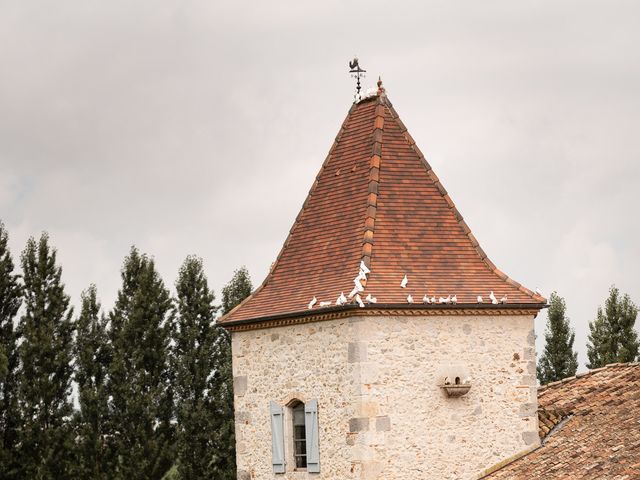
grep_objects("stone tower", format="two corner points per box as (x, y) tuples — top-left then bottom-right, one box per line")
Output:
(220, 83), (546, 480)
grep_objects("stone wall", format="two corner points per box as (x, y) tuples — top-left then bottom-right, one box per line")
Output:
(232, 314), (538, 480)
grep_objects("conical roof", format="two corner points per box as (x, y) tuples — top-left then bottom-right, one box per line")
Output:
(222, 85), (545, 326)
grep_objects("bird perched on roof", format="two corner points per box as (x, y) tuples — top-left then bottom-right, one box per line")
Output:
(359, 261), (370, 275)
(489, 291), (498, 304)
(439, 295), (451, 304)
(336, 292), (347, 306)
(451, 294), (457, 304)
(423, 294), (431, 304)
(477, 295), (483, 303)
(354, 294), (365, 308)
(430, 296), (436, 304)
(400, 275), (408, 288)
(319, 301), (332, 307)
(353, 276), (365, 292)
(365, 293), (377, 304)
(407, 294), (414, 303)
(308, 297), (317, 309)
(535, 287), (543, 296)
(500, 294), (508, 304)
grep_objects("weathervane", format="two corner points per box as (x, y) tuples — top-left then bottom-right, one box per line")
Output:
(349, 57), (366, 96)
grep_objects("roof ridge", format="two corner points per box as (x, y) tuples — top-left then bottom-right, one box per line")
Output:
(538, 361), (640, 394)
(219, 103), (360, 322)
(381, 97), (545, 304)
(359, 93), (386, 270)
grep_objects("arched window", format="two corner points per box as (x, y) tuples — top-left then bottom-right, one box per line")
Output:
(290, 400), (307, 469)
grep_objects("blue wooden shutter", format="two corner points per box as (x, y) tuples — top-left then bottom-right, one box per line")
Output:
(270, 401), (285, 473)
(305, 399), (320, 473)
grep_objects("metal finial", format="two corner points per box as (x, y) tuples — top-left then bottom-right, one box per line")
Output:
(349, 57), (366, 96)
(377, 76), (384, 93)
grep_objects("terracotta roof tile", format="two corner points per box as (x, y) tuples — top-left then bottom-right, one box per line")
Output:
(222, 88), (545, 324)
(484, 363), (640, 479)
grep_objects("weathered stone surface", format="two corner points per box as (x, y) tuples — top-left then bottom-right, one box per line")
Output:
(231, 314), (538, 479)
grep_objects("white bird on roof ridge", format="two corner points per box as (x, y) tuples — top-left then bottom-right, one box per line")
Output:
(308, 297), (317, 309)
(489, 291), (498, 304)
(353, 277), (365, 292)
(535, 287), (543, 296)
(500, 294), (508, 304)
(451, 294), (457, 304)
(355, 294), (365, 308)
(439, 295), (451, 304)
(407, 294), (414, 303)
(319, 301), (332, 307)
(336, 292), (347, 306)
(365, 293), (377, 304)
(430, 296), (436, 303)
(477, 295), (483, 304)
(423, 294), (431, 304)
(400, 275), (408, 288)
(359, 261), (371, 275)
(356, 270), (367, 282)
(348, 286), (359, 298)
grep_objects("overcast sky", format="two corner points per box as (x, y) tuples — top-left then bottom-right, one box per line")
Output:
(1, 1), (639, 369)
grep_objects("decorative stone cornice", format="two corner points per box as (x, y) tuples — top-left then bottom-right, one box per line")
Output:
(223, 304), (543, 332)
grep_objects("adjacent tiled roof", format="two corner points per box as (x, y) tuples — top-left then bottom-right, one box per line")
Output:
(222, 86), (545, 325)
(484, 362), (640, 479)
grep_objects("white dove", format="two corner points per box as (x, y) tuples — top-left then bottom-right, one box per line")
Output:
(308, 296), (317, 309)
(365, 293), (377, 304)
(451, 294), (457, 304)
(430, 296), (436, 303)
(423, 294), (431, 304)
(477, 295), (483, 304)
(500, 294), (508, 304)
(359, 261), (371, 275)
(400, 275), (408, 288)
(407, 294), (414, 303)
(319, 301), (332, 307)
(348, 286), (359, 298)
(353, 277), (365, 292)
(336, 292), (347, 306)
(489, 291), (498, 304)
(355, 294), (365, 308)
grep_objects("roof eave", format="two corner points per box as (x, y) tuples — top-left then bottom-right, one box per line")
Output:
(220, 302), (548, 330)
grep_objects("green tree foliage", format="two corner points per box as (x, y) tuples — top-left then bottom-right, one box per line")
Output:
(587, 285), (639, 369)
(173, 256), (226, 479)
(107, 247), (175, 480)
(74, 285), (111, 479)
(221, 266), (252, 315)
(536, 292), (578, 385)
(0, 222), (23, 479)
(17, 233), (76, 478)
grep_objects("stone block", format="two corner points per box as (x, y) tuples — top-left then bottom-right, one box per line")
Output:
(522, 430), (539, 445)
(349, 417), (370, 432)
(348, 342), (367, 363)
(233, 375), (248, 396)
(375, 416), (391, 431)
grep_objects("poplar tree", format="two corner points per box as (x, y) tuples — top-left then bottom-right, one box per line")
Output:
(221, 266), (252, 315)
(587, 285), (639, 369)
(536, 292), (578, 384)
(74, 285), (111, 479)
(17, 233), (75, 478)
(173, 256), (223, 479)
(212, 266), (254, 479)
(0, 222), (23, 479)
(107, 247), (175, 480)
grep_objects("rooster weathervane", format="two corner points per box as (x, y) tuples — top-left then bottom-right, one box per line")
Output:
(349, 57), (366, 96)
